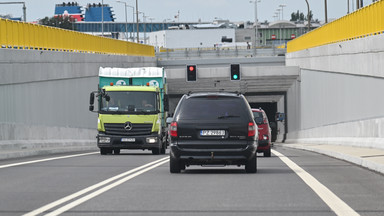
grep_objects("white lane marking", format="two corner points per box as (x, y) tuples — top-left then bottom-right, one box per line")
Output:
(23, 156), (169, 216)
(0, 152), (99, 169)
(44, 158), (169, 216)
(272, 149), (360, 216)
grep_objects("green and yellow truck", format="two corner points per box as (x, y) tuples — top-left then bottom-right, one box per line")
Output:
(89, 67), (169, 155)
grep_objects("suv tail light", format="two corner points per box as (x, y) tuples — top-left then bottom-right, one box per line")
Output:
(248, 122), (256, 137)
(170, 122), (178, 137)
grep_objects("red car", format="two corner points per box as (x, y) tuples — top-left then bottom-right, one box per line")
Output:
(252, 108), (271, 157)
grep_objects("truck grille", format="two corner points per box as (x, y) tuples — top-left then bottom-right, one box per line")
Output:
(104, 123), (153, 136)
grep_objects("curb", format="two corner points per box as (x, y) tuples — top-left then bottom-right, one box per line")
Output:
(0, 140), (98, 160)
(280, 144), (384, 175)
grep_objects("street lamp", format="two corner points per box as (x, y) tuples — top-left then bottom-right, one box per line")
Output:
(101, 0), (104, 37)
(0, 2), (27, 22)
(138, 11), (147, 44)
(305, 0), (310, 32)
(276, 8), (282, 45)
(278, 4), (286, 45)
(135, 0), (139, 43)
(278, 4), (286, 20)
(324, 0), (328, 23)
(116, 0), (128, 41)
(148, 17), (155, 32)
(163, 18), (171, 30)
(126, 5), (134, 41)
(249, 0), (260, 55)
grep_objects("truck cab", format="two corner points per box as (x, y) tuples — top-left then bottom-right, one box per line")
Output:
(89, 67), (168, 155)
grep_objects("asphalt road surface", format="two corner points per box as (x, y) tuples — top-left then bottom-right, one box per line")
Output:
(0, 145), (383, 216)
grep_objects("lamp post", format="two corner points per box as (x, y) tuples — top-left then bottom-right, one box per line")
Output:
(148, 17), (154, 32)
(276, 8), (282, 45)
(347, 0), (350, 14)
(138, 11), (147, 44)
(163, 18), (171, 30)
(126, 5), (134, 41)
(324, 0), (328, 23)
(250, 0), (260, 55)
(116, 0), (128, 41)
(101, 0), (104, 37)
(278, 4), (286, 46)
(135, 0), (139, 43)
(278, 4), (286, 20)
(0, 2), (26, 21)
(305, 0), (310, 32)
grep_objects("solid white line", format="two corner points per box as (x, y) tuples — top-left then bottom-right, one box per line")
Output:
(23, 156), (169, 216)
(44, 158), (170, 216)
(272, 149), (360, 216)
(0, 152), (99, 169)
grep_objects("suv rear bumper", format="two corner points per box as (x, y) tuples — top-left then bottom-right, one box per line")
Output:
(170, 141), (257, 165)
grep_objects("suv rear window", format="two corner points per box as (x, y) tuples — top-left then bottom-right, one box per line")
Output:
(176, 96), (249, 120)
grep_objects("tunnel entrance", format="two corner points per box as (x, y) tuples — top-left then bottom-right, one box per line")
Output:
(249, 102), (278, 142)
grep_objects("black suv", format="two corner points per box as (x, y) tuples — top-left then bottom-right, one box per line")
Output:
(168, 92), (258, 173)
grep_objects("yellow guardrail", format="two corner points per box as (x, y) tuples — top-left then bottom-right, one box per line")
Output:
(287, 0), (384, 53)
(0, 18), (154, 57)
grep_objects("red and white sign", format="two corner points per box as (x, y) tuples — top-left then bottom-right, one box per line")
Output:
(271, 34), (276, 40)
(291, 34), (296, 39)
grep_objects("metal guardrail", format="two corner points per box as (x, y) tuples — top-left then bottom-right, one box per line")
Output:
(0, 18), (155, 57)
(156, 47), (286, 60)
(287, 0), (384, 53)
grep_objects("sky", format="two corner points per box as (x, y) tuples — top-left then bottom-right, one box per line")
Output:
(0, 0), (374, 23)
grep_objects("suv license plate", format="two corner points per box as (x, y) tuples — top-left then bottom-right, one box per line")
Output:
(200, 130), (225, 136)
(121, 138), (135, 142)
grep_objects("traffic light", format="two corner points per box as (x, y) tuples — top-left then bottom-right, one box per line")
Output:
(230, 64), (240, 80)
(186, 65), (197, 81)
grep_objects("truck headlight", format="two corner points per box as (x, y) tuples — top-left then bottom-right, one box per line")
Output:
(146, 137), (158, 144)
(99, 137), (111, 143)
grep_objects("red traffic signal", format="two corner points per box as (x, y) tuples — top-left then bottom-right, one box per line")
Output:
(186, 65), (197, 81)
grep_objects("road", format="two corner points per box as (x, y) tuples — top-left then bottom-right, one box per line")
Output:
(0, 145), (383, 216)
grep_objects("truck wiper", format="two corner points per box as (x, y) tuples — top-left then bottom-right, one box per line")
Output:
(217, 115), (240, 119)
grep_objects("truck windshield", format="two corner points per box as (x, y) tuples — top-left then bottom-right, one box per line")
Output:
(100, 91), (158, 114)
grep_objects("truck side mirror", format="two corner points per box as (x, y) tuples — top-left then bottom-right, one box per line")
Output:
(164, 95), (169, 112)
(90, 92), (95, 105)
(89, 92), (95, 111)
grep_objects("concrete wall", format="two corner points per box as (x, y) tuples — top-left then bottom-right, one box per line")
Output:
(285, 34), (384, 149)
(0, 49), (156, 143)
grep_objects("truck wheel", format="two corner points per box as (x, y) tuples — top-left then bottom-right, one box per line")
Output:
(160, 143), (166, 154)
(245, 154), (257, 173)
(100, 148), (108, 155)
(170, 154), (181, 173)
(152, 148), (160, 155)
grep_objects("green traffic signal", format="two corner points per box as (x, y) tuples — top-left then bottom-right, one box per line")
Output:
(230, 64), (240, 80)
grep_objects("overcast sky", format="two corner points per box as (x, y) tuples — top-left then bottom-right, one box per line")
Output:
(0, 0), (374, 23)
